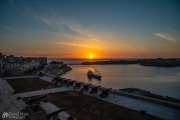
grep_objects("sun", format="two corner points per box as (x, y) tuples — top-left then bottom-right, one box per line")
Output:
(89, 53), (93, 59)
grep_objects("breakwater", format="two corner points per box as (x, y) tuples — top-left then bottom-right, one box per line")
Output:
(81, 58), (180, 67)
(82, 60), (139, 65)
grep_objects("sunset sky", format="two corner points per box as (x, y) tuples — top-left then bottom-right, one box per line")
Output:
(0, 0), (180, 59)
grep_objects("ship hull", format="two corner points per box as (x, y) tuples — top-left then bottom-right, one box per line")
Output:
(87, 71), (101, 79)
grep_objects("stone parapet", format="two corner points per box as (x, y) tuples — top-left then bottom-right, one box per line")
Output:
(110, 90), (180, 109)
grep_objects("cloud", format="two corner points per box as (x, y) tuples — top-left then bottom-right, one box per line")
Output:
(37, 16), (120, 45)
(24, 6), (93, 37)
(0, 26), (13, 30)
(91, 39), (115, 45)
(130, 49), (135, 51)
(39, 17), (93, 37)
(9, 0), (18, 9)
(140, 47), (144, 51)
(37, 30), (60, 36)
(9, 0), (15, 8)
(155, 32), (177, 42)
(24, 5), (131, 50)
(55, 42), (106, 50)
(24, 6), (117, 44)
(8, 0), (14, 4)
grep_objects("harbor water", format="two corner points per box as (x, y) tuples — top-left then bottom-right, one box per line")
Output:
(49, 59), (180, 99)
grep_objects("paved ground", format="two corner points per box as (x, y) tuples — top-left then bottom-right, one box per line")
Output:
(4, 76), (38, 80)
(74, 86), (180, 120)
(0, 80), (27, 120)
(39, 75), (54, 82)
(0, 80), (27, 113)
(1, 76), (180, 120)
(106, 93), (180, 120)
(12, 87), (71, 98)
(86, 88), (180, 120)
(40, 102), (71, 120)
(0, 77), (72, 120)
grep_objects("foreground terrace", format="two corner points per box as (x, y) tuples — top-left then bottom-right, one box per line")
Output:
(0, 76), (180, 120)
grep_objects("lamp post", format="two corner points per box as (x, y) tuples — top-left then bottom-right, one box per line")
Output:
(113, 89), (116, 98)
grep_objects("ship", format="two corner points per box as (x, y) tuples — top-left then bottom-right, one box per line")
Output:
(87, 70), (102, 79)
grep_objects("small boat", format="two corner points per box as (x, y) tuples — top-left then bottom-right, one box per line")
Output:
(87, 70), (102, 79)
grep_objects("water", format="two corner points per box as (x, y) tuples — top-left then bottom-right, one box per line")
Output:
(49, 59), (180, 99)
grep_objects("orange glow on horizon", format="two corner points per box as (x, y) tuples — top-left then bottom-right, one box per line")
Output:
(11, 45), (180, 59)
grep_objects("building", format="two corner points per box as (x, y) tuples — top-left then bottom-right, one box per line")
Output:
(0, 52), (47, 76)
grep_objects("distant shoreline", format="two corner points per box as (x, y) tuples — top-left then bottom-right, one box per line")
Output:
(48, 58), (180, 67)
(74, 59), (180, 67)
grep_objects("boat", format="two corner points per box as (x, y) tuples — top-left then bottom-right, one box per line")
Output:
(87, 70), (102, 79)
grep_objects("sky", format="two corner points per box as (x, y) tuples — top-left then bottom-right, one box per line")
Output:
(0, 0), (180, 59)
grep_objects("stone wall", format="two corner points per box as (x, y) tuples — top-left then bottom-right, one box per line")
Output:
(0, 100), (3, 115)
(110, 90), (180, 109)
(165, 96), (180, 103)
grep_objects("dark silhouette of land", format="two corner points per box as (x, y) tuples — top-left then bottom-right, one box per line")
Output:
(81, 58), (180, 67)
